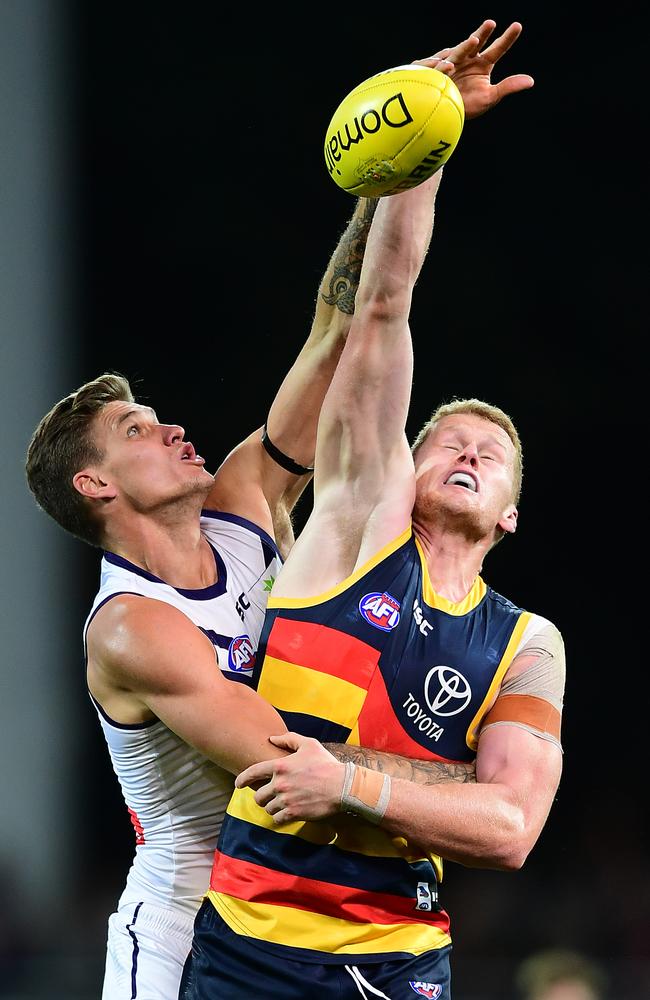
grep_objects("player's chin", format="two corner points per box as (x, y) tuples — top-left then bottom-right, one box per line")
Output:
(416, 491), (484, 531)
(416, 488), (472, 514)
(181, 469), (214, 496)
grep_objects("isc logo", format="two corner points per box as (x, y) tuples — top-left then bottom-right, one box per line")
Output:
(359, 591), (401, 632)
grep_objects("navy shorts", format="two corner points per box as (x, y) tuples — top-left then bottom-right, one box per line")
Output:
(179, 898), (452, 999)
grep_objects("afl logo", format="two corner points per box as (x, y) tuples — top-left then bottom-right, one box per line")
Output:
(359, 591), (401, 631)
(424, 665), (472, 716)
(228, 635), (256, 672)
(409, 985), (442, 999)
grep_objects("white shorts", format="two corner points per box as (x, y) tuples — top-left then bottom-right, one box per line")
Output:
(102, 899), (196, 1000)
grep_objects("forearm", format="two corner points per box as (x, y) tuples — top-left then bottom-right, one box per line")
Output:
(381, 777), (526, 869)
(313, 172), (443, 485)
(314, 197), (378, 328)
(323, 744), (524, 869)
(265, 198), (378, 461)
(327, 733), (558, 869)
(355, 170), (441, 310)
(324, 743), (476, 785)
(238, 732), (531, 867)
(167, 683), (290, 778)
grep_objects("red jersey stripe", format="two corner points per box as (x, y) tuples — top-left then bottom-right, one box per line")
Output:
(357, 666), (462, 763)
(266, 617), (380, 688)
(128, 807), (145, 845)
(210, 851), (450, 932)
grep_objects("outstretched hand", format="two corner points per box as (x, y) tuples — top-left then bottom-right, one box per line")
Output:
(413, 19), (534, 119)
(235, 732), (345, 825)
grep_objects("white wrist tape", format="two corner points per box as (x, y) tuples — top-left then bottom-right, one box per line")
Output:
(340, 761), (391, 824)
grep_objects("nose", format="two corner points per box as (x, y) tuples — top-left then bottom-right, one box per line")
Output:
(457, 442), (479, 468)
(162, 424), (185, 445)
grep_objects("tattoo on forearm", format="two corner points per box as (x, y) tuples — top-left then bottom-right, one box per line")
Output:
(324, 743), (477, 785)
(321, 199), (378, 315)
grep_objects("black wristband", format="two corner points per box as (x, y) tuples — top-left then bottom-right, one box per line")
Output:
(261, 425), (314, 476)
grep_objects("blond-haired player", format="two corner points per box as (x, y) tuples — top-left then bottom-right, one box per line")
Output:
(182, 20), (563, 1000)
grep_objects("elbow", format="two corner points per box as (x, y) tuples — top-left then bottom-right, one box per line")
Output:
(356, 281), (412, 323)
(484, 809), (536, 872)
(490, 844), (529, 872)
(466, 842), (527, 872)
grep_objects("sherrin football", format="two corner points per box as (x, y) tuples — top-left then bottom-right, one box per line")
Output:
(324, 65), (464, 198)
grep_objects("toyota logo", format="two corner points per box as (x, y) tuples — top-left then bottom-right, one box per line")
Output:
(424, 665), (472, 716)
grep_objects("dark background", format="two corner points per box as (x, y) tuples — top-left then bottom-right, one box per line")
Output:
(10, 3), (646, 997)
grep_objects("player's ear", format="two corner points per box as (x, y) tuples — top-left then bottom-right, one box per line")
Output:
(72, 468), (118, 500)
(498, 504), (518, 536)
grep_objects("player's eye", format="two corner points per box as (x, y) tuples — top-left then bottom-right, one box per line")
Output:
(126, 425), (139, 437)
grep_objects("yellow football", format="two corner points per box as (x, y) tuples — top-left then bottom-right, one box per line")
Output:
(324, 65), (464, 198)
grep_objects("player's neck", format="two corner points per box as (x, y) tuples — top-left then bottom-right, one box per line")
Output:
(106, 510), (216, 589)
(413, 520), (487, 604)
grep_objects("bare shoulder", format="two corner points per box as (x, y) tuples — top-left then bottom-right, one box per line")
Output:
(88, 594), (212, 690)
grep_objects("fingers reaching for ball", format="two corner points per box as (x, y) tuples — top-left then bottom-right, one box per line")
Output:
(413, 19), (533, 119)
(413, 19), (496, 69)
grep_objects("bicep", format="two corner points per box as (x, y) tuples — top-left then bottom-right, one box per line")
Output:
(100, 601), (288, 774)
(476, 723), (563, 836)
(314, 312), (413, 488)
(206, 427), (312, 541)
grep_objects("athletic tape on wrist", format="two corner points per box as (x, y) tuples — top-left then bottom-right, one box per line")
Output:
(340, 761), (391, 824)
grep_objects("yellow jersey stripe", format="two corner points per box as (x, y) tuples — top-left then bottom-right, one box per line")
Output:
(465, 610), (532, 750)
(208, 891), (451, 955)
(258, 658), (366, 727)
(415, 536), (487, 613)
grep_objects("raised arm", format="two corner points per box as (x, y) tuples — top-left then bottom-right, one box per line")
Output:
(205, 197), (378, 554)
(270, 168), (443, 598)
(314, 171), (440, 492)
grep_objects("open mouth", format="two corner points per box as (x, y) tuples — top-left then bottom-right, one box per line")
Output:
(445, 472), (477, 492)
(180, 443), (203, 463)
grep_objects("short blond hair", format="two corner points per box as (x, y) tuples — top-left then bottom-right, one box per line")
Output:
(411, 397), (523, 504)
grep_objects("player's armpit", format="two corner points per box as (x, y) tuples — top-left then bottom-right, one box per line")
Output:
(324, 743), (476, 785)
(88, 595), (288, 774)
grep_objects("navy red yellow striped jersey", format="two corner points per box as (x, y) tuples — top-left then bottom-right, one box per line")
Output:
(207, 525), (532, 963)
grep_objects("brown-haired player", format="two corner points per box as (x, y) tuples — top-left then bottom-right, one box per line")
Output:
(25, 195), (381, 997)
